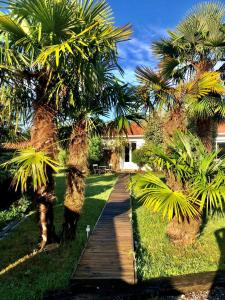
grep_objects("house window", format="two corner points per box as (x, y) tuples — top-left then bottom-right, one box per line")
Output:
(125, 143), (130, 162)
(217, 142), (225, 158)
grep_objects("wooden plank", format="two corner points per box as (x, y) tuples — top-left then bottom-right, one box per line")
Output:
(72, 174), (136, 286)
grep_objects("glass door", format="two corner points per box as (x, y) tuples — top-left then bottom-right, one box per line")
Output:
(123, 142), (137, 169)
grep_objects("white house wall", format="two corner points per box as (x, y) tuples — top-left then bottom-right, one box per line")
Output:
(216, 133), (225, 151)
(120, 136), (145, 171)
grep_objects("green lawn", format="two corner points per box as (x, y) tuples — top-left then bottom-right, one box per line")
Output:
(133, 200), (225, 280)
(0, 174), (117, 300)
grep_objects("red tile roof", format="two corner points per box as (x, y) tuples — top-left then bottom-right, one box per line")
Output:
(126, 123), (144, 136)
(218, 122), (225, 134)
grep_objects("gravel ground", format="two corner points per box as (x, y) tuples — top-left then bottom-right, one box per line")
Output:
(162, 287), (225, 300)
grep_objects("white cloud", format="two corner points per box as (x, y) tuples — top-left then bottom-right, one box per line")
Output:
(118, 38), (156, 70)
(116, 24), (169, 84)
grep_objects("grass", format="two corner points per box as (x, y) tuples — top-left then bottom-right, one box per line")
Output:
(133, 200), (225, 280)
(0, 174), (117, 300)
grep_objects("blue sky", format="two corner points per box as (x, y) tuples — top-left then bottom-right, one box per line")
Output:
(108, 0), (225, 84)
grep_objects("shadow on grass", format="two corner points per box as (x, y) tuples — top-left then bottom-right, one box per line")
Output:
(199, 208), (225, 238)
(55, 174), (117, 201)
(131, 196), (181, 299)
(0, 174), (116, 300)
(0, 197), (109, 300)
(132, 196), (225, 299)
(208, 227), (225, 299)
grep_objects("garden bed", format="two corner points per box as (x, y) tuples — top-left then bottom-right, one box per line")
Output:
(0, 174), (117, 300)
(133, 200), (225, 280)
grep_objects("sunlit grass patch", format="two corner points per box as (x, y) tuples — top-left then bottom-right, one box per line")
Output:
(133, 200), (225, 279)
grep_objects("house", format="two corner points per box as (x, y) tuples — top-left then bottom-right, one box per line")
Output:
(103, 123), (145, 172)
(119, 123), (145, 171)
(102, 122), (225, 172)
(216, 123), (225, 156)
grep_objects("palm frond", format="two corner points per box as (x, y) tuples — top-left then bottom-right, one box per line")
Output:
(1, 148), (60, 192)
(184, 71), (225, 99)
(132, 172), (199, 221)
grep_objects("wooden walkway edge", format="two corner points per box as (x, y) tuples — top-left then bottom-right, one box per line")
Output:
(71, 174), (136, 287)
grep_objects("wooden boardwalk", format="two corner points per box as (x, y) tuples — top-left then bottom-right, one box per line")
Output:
(72, 174), (136, 287)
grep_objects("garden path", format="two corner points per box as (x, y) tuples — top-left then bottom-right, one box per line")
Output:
(72, 174), (136, 287)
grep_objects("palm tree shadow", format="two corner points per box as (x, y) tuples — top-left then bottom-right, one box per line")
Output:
(208, 227), (225, 299)
(198, 210), (209, 237)
(131, 196), (181, 299)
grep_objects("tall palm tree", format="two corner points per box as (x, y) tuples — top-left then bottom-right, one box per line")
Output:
(0, 0), (131, 248)
(61, 80), (142, 240)
(152, 2), (225, 151)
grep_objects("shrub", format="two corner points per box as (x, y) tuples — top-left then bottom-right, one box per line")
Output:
(132, 141), (157, 169)
(0, 196), (31, 229)
(132, 113), (163, 169)
(144, 113), (163, 146)
(132, 147), (149, 168)
(88, 136), (103, 166)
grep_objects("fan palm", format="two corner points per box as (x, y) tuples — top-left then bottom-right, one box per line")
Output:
(0, 0), (131, 248)
(132, 131), (225, 245)
(152, 2), (225, 151)
(153, 2), (225, 77)
(60, 80), (142, 240)
(136, 66), (225, 149)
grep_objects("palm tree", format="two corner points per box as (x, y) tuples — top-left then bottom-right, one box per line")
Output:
(0, 0), (131, 248)
(131, 132), (225, 245)
(152, 2), (225, 151)
(61, 107), (100, 240)
(136, 66), (225, 147)
(60, 81), (142, 240)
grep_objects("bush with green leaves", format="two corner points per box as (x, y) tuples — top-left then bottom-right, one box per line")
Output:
(131, 131), (225, 221)
(0, 196), (31, 229)
(144, 113), (163, 145)
(132, 113), (163, 169)
(88, 136), (103, 166)
(132, 144), (152, 168)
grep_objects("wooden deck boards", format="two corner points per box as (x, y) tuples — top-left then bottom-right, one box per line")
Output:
(72, 174), (136, 285)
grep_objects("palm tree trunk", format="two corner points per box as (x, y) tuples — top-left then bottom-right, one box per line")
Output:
(110, 147), (120, 172)
(166, 217), (201, 246)
(162, 106), (201, 245)
(163, 106), (187, 144)
(166, 173), (201, 245)
(62, 121), (88, 241)
(31, 103), (58, 249)
(196, 118), (215, 153)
